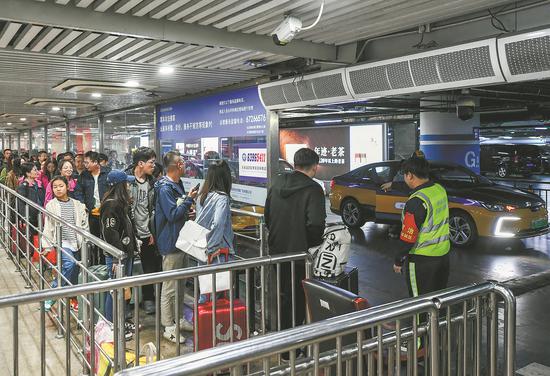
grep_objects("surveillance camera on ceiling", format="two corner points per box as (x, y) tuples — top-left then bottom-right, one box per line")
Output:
(456, 96), (476, 121)
(272, 16), (303, 46)
(271, 0), (325, 46)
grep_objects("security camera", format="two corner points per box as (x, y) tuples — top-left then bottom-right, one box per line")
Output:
(272, 16), (303, 46)
(456, 96), (476, 121)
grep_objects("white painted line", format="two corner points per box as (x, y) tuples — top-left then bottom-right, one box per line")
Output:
(517, 363), (550, 376)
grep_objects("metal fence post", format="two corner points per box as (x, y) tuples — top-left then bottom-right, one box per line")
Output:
(81, 241), (90, 376)
(15, 198), (21, 272)
(115, 261), (126, 371)
(55, 223), (64, 338)
(24, 204), (32, 288)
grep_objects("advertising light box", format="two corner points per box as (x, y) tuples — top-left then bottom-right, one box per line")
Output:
(280, 124), (385, 181)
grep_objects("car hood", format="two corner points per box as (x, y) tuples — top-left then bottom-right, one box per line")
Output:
(445, 183), (544, 206)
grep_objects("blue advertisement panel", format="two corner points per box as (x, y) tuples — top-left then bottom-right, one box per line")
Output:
(421, 143), (480, 173)
(157, 86), (267, 142)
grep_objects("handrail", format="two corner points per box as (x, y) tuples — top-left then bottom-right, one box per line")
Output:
(0, 183), (125, 259)
(230, 207), (265, 219)
(0, 252), (308, 308)
(115, 281), (516, 376)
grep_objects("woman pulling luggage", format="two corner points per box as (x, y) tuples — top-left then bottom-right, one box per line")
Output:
(195, 159), (234, 302)
(42, 175), (89, 311)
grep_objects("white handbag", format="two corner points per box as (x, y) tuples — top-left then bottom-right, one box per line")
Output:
(175, 220), (210, 262)
(198, 271), (231, 295)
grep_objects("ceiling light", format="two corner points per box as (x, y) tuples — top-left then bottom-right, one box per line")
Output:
(159, 66), (175, 75)
(39, 112), (46, 115)
(20, 117), (26, 121)
(91, 93), (102, 98)
(245, 59), (268, 68)
(7, 122), (12, 126)
(535, 127), (546, 130)
(106, 120), (112, 123)
(125, 80), (140, 88)
(52, 106), (61, 111)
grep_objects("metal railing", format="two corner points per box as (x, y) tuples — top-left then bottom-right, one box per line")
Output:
(114, 281), (516, 376)
(230, 207), (267, 256)
(0, 247), (312, 375)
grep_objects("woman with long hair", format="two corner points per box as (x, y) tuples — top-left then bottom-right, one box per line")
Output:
(195, 160), (234, 301)
(39, 158), (57, 190)
(44, 160), (79, 206)
(17, 162), (45, 229)
(100, 170), (138, 338)
(42, 176), (89, 311)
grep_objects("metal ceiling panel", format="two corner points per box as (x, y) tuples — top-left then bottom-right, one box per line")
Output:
(115, 0), (145, 14)
(135, 42), (181, 63)
(93, 37), (136, 59)
(47, 30), (83, 54)
(13, 24), (43, 50)
(0, 22), (23, 49)
(62, 32), (102, 55)
(152, 0), (193, 20)
(95, 0), (120, 12)
(77, 34), (119, 57)
(108, 39), (152, 60)
(121, 40), (167, 62)
(30, 27), (64, 52)
(133, 0), (169, 17)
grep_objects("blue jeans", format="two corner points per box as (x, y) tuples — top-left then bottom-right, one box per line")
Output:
(51, 247), (79, 288)
(104, 255), (134, 323)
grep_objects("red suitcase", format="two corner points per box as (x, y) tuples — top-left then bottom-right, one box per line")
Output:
(196, 298), (247, 350)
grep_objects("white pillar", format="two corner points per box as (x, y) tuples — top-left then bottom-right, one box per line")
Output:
(419, 95), (480, 173)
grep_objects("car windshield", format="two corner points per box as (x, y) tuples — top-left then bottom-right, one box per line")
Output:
(430, 165), (492, 187)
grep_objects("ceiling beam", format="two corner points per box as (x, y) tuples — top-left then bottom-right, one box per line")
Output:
(0, 0), (339, 61)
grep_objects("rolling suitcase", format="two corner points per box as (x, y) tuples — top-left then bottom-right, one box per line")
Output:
(196, 298), (247, 350)
(317, 266), (359, 295)
(78, 264), (109, 322)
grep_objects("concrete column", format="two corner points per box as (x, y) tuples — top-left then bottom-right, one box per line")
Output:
(0, 134), (3, 150)
(28, 129), (32, 152)
(153, 106), (160, 157)
(419, 95), (480, 173)
(98, 115), (105, 152)
(8, 135), (12, 150)
(17, 132), (21, 151)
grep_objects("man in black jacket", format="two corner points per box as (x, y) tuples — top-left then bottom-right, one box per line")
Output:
(265, 148), (326, 333)
(75, 151), (111, 264)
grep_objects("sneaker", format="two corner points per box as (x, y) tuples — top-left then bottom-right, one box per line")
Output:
(143, 300), (155, 315)
(44, 299), (55, 311)
(163, 325), (186, 343)
(70, 299), (79, 313)
(179, 318), (194, 332)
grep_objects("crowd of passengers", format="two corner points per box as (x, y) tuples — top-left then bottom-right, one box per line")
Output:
(0, 147), (237, 344)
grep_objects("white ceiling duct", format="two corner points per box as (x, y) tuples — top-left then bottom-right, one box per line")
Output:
(498, 28), (550, 83)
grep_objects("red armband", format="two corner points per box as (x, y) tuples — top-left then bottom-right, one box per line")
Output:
(400, 212), (419, 243)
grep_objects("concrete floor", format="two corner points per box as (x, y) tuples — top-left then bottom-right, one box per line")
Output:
(348, 222), (550, 372)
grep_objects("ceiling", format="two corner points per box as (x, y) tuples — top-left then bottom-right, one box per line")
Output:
(0, 0), (528, 132)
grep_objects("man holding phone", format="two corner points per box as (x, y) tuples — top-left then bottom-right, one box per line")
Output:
(154, 150), (199, 343)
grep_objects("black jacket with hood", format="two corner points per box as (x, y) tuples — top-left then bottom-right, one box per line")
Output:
(265, 171), (326, 254)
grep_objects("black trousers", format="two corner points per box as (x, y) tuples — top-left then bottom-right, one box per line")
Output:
(88, 215), (104, 266)
(138, 236), (162, 302)
(279, 260), (306, 330)
(405, 253), (450, 298)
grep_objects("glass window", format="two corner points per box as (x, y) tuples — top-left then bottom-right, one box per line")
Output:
(10, 134), (18, 151)
(69, 118), (99, 154)
(431, 166), (475, 183)
(47, 124), (66, 155)
(20, 131), (29, 153)
(32, 126), (45, 153)
(104, 107), (154, 170)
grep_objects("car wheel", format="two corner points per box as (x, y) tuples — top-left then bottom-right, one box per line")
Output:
(341, 198), (366, 228)
(497, 165), (508, 178)
(449, 211), (478, 248)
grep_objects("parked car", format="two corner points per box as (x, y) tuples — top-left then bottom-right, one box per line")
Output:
(480, 144), (542, 178)
(330, 161), (549, 247)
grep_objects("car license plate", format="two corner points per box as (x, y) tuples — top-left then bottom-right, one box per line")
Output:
(532, 218), (548, 229)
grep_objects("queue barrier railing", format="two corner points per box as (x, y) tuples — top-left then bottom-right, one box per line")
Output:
(115, 281), (516, 376)
(230, 207), (268, 256)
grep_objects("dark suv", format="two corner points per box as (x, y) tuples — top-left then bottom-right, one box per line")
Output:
(480, 144), (542, 178)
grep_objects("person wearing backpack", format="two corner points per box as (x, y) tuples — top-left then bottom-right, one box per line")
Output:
(195, 159), (234, 302)
(126, 147), (161, 315)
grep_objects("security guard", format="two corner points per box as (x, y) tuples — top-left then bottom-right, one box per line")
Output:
(393, 155), (450, 298)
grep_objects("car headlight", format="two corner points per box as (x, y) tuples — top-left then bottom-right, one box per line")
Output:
(481, 202), (517, 212)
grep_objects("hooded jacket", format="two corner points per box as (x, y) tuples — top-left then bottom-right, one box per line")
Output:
(154, 176), (194, 255)
(264, 171), (326, 254)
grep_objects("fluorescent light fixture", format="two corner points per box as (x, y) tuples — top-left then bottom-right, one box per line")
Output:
(52, 106), (61, 111)
(106, 119), (112, 123)
(529, 136), (539, 139)
(159, 66), (175, 75)
(535, 127), (546, 130)
(7, 122), (12, 125)
(125, 80), (140, 87)
(39, 112), (46, 115)
(91, 93), (102, 98)
(527, 31), (548, 38)
(20, 117), (26, 121)
(314, 119), (343, 125)
(502, 136), (512, 139)
(494, 216), (520, 238)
